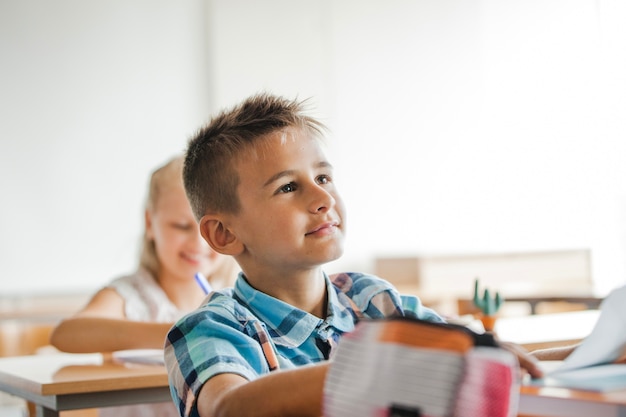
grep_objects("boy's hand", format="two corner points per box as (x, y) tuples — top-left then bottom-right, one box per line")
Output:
(530, 345), (577, 362)
(498, 340), (544, 379)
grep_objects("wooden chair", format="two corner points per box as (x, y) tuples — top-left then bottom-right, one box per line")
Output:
(0, 321), (55, 357)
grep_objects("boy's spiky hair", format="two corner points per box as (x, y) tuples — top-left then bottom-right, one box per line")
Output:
(183, 92), (326, 220)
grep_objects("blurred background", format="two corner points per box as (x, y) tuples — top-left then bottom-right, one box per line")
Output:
(1, 0), (626, 298)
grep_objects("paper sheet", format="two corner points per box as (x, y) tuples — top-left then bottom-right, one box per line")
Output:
(551, 284), (626, 374)
(531, 363), (626, 392)
(112, 349), (165, 365)
(529, 285), (626, 391)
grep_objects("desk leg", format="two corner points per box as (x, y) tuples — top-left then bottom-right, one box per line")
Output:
(35, 405), (59, 417)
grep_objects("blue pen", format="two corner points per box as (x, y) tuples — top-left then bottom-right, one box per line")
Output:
(194, 272), (213, 294)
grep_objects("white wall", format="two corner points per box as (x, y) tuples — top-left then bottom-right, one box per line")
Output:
(334, 0), (626, 296)
(2, 0), (626, 296)
(0, 0), (211, 294)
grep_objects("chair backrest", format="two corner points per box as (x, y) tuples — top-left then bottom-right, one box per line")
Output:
(0, 320), (57, 357)
(0, 292), (90, 357)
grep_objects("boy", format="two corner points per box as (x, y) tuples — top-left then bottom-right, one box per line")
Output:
(165, 93), (542, 417)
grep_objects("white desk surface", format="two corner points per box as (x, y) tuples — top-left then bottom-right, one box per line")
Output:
(494, 309), (600, 351)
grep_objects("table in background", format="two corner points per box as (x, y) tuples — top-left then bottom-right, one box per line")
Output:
(0, 352), (170, 417)
(494, 309), (600, 351)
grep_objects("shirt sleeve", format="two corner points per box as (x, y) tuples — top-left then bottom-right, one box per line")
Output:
(400, 294), (446, 323)
(345, 273), (445, 323)
(164, 294), (272, 417)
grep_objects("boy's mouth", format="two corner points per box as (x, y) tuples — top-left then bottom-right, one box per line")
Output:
(306, 221), (340, 236)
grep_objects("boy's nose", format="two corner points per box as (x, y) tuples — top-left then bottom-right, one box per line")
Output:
(309, 185), (336, 213)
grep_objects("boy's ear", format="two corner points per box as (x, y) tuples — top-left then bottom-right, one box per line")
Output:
(199, 215), (243, 256)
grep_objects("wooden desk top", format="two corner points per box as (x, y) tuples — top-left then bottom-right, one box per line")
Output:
(3, 349), (625, 417)
(520, 383), (626, 405)
(0, 352), (168, 397)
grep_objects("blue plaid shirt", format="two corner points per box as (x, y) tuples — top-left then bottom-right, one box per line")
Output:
(164, 271), (443, 417)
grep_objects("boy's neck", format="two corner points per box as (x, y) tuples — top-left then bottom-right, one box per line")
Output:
(244, 268), (328, 318)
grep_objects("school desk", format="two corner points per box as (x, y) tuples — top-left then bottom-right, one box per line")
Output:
(1, 333), (623, 417)
(0, 352), (169, 417)
(519, 384), (626, 417)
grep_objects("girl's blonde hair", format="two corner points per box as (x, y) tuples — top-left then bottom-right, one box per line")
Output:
(139, 155), (238, 287)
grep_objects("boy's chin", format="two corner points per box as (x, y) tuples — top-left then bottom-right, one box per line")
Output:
(324, 248), (345, 263)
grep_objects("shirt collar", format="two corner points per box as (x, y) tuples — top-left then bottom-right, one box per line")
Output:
(233, 273), (356, 348)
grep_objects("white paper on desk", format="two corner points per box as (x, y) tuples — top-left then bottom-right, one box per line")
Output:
(552, 284), (626, 374)
(112, 349), (165, 365)
(534, 363), (626, 392)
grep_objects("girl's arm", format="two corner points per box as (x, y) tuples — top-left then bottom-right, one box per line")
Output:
(50, 288), (173, 353)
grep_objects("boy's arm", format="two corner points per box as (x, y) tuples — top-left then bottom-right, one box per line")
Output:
(197, 363), (329, 417)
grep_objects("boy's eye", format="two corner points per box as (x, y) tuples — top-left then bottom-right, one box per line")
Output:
(278, 182), (297, 193)
(317, 174), (331, 185)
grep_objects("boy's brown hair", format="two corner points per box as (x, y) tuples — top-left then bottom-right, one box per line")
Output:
(183, 92), (326, 220)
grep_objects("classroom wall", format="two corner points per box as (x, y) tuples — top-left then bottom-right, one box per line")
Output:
(1, 0), (626, 296)
(0, 0), (212, 294)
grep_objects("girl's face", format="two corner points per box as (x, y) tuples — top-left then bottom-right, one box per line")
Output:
(146, 183), (222, 283)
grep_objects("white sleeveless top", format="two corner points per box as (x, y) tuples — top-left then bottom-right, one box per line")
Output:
(108, 268), (182, 322)
(100, 268), (180, 417)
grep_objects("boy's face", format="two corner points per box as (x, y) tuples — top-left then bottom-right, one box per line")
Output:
(228, 128), (346, 275)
